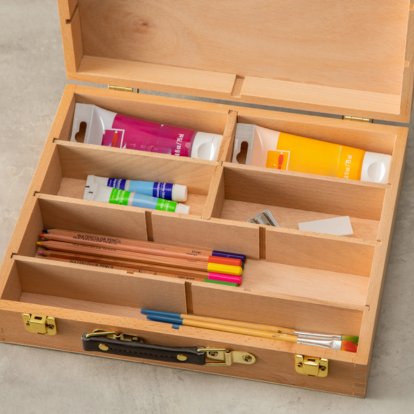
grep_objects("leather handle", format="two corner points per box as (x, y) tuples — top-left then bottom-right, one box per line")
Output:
(81, 334), (206, 365)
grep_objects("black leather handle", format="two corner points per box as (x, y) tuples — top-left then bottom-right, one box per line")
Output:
(82, 334), (206, 365)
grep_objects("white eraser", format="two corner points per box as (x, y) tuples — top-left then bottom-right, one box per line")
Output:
(298, 216), (353, 236)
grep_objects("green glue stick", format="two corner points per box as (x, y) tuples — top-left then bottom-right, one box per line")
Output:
(84, 183), (190, 214)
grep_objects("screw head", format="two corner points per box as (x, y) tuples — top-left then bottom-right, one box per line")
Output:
(208, 351), (218, 357)
(99, 343), (109, 351)
(242, 355), (252, 363)
(320, 366), (326, 371)
(297, 363), (303, 368)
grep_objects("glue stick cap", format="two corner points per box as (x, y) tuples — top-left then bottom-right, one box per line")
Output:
(361, 152), (392, 184)
(191, 132), (223, 161)
(175, 203), (190, 214)
(172, 184), (188, 202)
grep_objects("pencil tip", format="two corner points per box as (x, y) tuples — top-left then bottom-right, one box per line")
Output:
(36, 242), (41, 246)
(39, 233), (45, 237)
(42, 229), (48, 234)
(37, 251), (44, 255)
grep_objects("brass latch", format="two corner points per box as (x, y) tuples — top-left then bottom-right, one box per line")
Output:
(295, 355), (328, 377)
(197, 347), (256, 366)
(342, 115), (373, 123)
(108, 85), (139, 93)
(84, 330), (144, 343)
(22, 314), (57, 336)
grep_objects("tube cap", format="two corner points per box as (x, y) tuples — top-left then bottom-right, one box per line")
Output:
(172, 184), (188, 202)
(361, 152), (392, 184)
(191, 132), (223, 161)
(175, 203), (190, 214)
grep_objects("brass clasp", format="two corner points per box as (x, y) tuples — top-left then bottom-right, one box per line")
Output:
(295, 355), (328, 377)
(22, 314), (57, 336)
(197, 347), (256, 366)
(85, 329), (144, 343)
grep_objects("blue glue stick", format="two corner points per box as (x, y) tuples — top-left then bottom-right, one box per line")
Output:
(84, 183), (190, 214)
(86, 175), (187, 202)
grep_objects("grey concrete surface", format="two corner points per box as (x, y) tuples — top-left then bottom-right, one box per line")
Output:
(1, 1), (413, 413)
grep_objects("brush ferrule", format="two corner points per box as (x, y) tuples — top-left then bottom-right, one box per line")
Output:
(295, 332), (341, 340)
(297, 338), (342, 350)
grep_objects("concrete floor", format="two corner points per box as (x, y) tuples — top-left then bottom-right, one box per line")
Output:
(1, 1), (414, 413)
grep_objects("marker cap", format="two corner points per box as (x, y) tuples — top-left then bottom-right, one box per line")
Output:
(207, 263), (243, 276)
(208, 256), (243, 267)
(208, 272), (242, 285)
(212, 250), (246, 262)
(191, 132), (223, 161)
(361, 152), (392, 184)
(204, 279), (238, 287)
(172, 184), (188, 202)
(174, 203), (190, 214)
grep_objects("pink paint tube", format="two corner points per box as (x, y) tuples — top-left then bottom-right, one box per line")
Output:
(70, 104), (223, 161)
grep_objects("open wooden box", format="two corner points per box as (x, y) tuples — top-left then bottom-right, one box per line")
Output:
(0, 0), (412, 397)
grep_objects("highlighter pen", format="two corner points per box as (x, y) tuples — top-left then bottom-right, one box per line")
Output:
(36, 251), (241, 285)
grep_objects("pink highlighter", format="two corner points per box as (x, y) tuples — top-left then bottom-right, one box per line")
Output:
(70, 104), (223, 161)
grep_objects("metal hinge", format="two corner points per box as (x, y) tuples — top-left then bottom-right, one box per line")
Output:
(342, 116), (373, 123)
(22, 314), (57, 336)
(197, 347), (256, 366)
(295, 355), (328, 377)
(108, 85), (139, 93)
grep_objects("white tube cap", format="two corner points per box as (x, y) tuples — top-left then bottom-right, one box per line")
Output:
(172, 184), (188, 202)
(175, 203), (190, 214)
(191, 132), (223, 161)
(361, 152), (392, 184)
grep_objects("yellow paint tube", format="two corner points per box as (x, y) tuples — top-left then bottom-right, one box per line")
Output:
(232, 124), (392, 184)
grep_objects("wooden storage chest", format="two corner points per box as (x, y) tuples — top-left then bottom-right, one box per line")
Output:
(0, 0), (413, 396)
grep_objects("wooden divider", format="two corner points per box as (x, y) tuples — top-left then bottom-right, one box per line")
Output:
(266, 227), (377, 277)
(190, 283), (364, 337)
(13, 256), (188, 314)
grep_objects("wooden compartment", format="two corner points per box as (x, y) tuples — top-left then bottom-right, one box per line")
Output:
(0, 84), (408, 396)
(205, 163), (386, 241)
(1, 0), (412, 395)
(40, 142), (218, 218)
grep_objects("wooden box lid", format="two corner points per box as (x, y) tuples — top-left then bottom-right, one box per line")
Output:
(58, 0), (414, 123)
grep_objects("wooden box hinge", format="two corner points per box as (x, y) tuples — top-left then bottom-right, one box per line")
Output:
(108, 85), (139, 93)
(342, 116), (373, 123)
(295, 355), (328, 377)
(22, 313), (57, 336)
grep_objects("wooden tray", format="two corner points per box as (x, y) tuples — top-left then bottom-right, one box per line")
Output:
(0, 0), (411, 396)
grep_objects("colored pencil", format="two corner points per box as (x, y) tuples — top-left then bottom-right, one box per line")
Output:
(36, 250), (242, 285)
(38, 232), (242, 267)
(36, 241), (243, 276)
(42, 228), (246, 262)
(141, 309), (359, 346)
(36, 253), (239, 286)
(145, 314), (358, 352)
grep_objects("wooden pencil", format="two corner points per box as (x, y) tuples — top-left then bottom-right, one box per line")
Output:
(39, 232), (242, 266)
(43, 228), (245, 262)
(37, 250), (212, 279)
(36, 241), (243, 275)
(36, 251), (241, 285)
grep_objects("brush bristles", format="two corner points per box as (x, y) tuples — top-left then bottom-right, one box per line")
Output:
(341, 335), (359, 345)
(341, 341), (358, 353)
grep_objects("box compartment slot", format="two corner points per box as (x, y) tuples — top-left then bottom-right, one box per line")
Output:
(39, 141), (218, 218)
